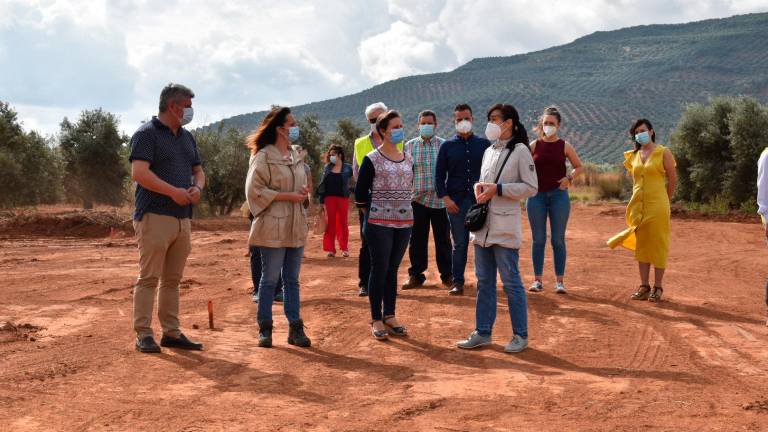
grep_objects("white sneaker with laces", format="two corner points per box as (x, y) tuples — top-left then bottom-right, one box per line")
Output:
(555, 282), (567, 294)
(504, 335), (528, 353)
(529, 280), (543, 292)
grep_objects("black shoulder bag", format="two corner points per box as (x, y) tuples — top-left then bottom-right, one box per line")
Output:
(464, 148), (513, 232)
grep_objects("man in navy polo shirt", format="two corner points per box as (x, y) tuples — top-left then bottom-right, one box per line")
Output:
(129, 83), (206, 353)
(434, 104), (491, 296)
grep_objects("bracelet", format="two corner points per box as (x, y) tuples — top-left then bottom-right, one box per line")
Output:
(192, 185), (203, 192)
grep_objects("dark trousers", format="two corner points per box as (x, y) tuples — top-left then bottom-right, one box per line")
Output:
(358, 210), (371, 288)
(407, 201), (452, 283)
(365, 223), (412, 321)
(250, 246), (283, 297)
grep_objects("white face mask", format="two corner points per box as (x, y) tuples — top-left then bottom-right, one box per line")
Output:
(543, 125), (557, 137)
(484, 122), (502, 141)
(181, 107), (194, 126)
(456, 119), (472, 134)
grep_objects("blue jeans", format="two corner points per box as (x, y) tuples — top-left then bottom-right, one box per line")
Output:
(250, 246), (283, 301)
(365, 223), (412, 321)
(526, 188), (571, 277)
(257, 246), (303, 323)
(447, 196), (475, 285)
(474, 245), (528, 338)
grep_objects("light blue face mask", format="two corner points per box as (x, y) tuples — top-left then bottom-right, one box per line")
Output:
(288, 126), (300, 142)
(330, 155), (338, 164)
(635, 131), (651, 145)
(419, 124), (434, 138)
(390, 128), (405, 144)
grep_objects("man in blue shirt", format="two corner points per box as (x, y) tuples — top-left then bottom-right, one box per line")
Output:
(434, 104), (491, 295)
(129, 83), (206, 353)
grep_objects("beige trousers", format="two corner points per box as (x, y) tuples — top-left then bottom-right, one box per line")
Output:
(133, 213), (192, 339)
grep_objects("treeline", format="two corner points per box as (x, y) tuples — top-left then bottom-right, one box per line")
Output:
(0, 100), (363, 214)
(671, 96), (768, 212)
(3, 96), (765, 214)
(0, 102), (127, 209)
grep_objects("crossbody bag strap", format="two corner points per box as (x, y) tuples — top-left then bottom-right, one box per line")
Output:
(492, 147), (514, 184)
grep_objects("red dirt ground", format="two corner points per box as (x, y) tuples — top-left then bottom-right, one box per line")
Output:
(1, 203), (767, 431)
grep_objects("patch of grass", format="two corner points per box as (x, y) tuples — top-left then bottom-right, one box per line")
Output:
(568, 186), (598, 202)
(682, 196), (731, 215)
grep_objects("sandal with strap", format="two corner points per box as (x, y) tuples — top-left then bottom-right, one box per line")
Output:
(370, 320), (388, 340)
(648, 286), (664, 303)
(631, 285), (651, 300)
(383, 315), (407, 337)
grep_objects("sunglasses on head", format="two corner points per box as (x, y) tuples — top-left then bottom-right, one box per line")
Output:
(368, 118), (377, 124)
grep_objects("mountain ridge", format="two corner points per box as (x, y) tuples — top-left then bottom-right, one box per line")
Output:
(206, 12), (768, 163)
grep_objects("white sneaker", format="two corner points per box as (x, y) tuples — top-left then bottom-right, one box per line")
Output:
(529, 280), (543, 292)
(327, 252), (335, 258)
(341, 251), (349, 257)
(555, 282), (567, 294)
(504, 335), (528, 353)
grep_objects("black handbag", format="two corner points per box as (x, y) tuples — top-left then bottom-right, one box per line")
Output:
(464, 148), (513, 232)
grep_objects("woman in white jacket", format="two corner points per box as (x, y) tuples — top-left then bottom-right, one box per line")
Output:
(457, 104), (538, 353)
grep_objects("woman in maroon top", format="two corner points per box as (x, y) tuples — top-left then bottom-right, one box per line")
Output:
(527, 107), (583, 294)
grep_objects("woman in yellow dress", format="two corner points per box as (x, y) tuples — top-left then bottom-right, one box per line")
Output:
(608, 119), (677, 302)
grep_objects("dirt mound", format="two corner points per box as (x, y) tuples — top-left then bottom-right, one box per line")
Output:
(0, 210), (134, 238)
(743, 399), (768, 414)
(598, 204), (761, 224)
(0, 321), (43, 343)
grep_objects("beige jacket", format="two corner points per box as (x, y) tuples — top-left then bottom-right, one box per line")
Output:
(470, 141), (538, 249)
(245, 144), (309, 248)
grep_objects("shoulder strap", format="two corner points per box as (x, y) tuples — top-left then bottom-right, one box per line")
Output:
(493, 147), (514, 184)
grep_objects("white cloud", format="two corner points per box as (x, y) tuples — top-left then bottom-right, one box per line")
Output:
(358, 20), (453, 83)
(0, 0), (766, 135)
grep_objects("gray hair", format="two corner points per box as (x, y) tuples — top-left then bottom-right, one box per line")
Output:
(159, 83), (195, 112)
(364, 102), (388, 119)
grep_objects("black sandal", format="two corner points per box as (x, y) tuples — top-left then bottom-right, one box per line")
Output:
(648, 286), (664, 303)
(383, 315), (407, 337)
(371, 321), (388, 340)
(631, 285), (651, 300)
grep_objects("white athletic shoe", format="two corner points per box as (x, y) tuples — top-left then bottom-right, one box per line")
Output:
(555, 282), (567, 294)
(529, 280), (543, 292)
(504, 335), (528, 353)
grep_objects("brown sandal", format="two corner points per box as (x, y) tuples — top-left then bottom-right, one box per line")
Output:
(648, 286), (664, 302)
(631, 285), (651, 300)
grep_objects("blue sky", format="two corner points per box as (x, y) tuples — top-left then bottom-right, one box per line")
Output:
(1, 0), (766, 136)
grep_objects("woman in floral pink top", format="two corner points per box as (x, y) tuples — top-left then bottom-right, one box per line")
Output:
(355, 110), (413, 341)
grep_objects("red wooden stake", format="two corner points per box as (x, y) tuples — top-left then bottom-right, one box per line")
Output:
(207, 300), (214, 329)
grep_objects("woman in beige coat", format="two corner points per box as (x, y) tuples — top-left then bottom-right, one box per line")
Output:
(457, 104), (538, 353)
(245, 106), (311, 349)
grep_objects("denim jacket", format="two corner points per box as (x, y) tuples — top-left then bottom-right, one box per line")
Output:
(316, 163), (353, 204)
